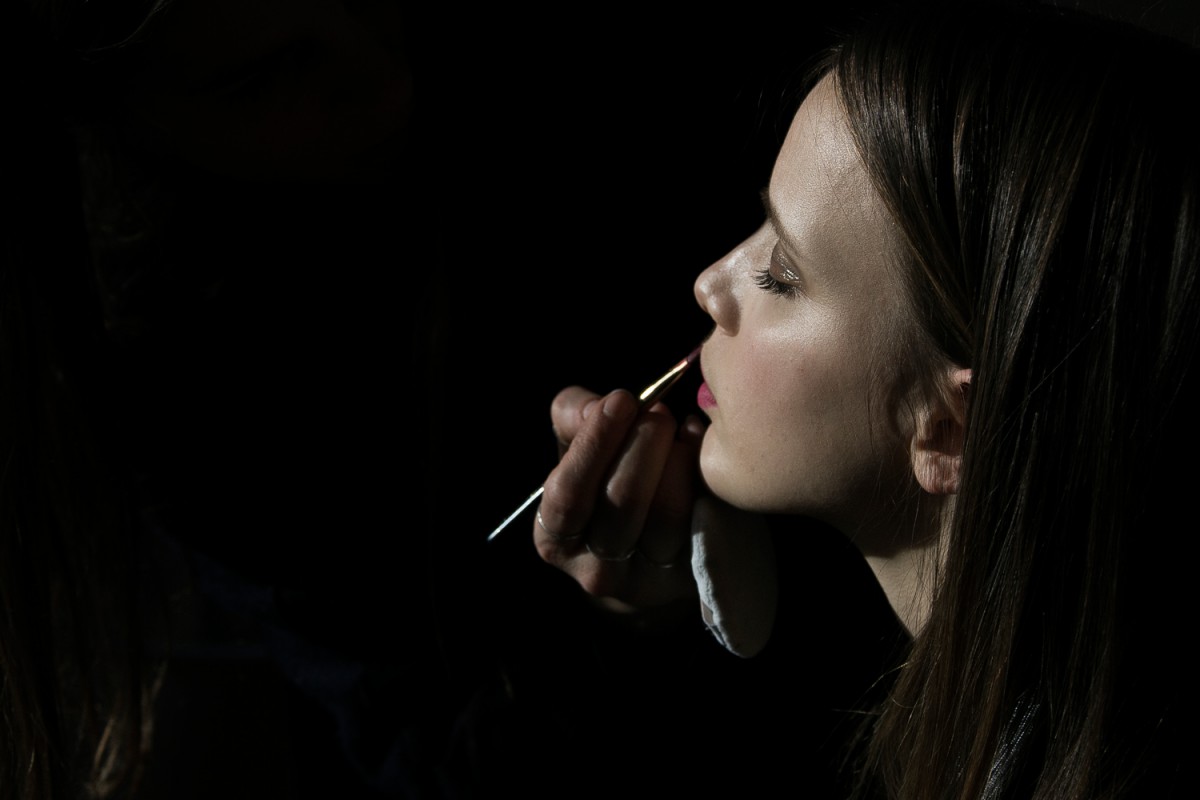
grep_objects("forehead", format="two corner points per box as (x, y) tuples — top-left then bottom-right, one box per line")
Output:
(771, 76), (876, 231)
(779, 74), (857, 170)
(768, 75), (897, 283)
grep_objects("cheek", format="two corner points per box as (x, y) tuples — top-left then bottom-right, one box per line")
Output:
(698, 308), (909, 517)
(700, 328), (852, 509)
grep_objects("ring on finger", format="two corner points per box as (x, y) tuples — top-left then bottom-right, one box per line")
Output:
(536, 505), (582, 542)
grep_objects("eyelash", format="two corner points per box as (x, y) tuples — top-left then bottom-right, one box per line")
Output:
(753, 268), (798, 297)
(753, 243), (803, 298)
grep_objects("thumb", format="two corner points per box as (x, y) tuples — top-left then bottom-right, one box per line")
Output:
(690, 496), (777, 657)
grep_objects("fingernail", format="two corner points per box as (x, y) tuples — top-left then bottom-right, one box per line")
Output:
(601, 392), (634, 421)
(581, 398), (601, 420)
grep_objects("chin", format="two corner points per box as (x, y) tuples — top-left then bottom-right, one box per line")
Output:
(699, 442), (762, 512)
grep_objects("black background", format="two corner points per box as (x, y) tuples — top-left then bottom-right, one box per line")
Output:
(118, 0), (902, 792)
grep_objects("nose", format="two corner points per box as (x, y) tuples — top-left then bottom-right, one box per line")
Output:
(694, 243), (743, 335)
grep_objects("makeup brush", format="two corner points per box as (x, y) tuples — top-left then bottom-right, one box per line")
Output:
(486, 345), (702, 542)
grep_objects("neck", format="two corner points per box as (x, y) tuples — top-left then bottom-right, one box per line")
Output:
(848, 494), (949, 636)
(863, 547), (936, 635)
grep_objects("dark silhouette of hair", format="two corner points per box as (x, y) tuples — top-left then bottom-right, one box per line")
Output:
(3, 2), (439, 797)
(1, 3), (163, 798)
(825, 2), (1197, 797)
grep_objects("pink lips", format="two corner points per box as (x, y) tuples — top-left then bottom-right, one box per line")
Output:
(697, 381), (716, 410)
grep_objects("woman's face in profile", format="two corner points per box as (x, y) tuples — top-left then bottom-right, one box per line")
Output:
(127, 0), (413, 182)
(693, 75), (919, 542)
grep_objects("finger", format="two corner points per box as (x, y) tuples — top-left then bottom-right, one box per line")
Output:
(636, 415), (706, 568)
(563, 528), (697, 608)
(585, 402), (679, 562)
(535, 389), (640, 562)
(549, 386), (602, 456)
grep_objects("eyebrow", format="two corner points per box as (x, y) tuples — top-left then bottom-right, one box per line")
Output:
(759, 188), (809, 260)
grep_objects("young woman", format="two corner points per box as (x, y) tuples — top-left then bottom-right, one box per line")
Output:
(532, 2), (1197, 796)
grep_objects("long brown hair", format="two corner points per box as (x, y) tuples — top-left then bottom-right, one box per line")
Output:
(1, 3), (172, 798)
(828, 2), (1198, 797)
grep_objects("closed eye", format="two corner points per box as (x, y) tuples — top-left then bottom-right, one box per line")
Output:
(754, 267), (801, 297)
(753, 240), (804, 298)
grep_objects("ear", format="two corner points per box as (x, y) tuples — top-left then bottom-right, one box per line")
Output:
(910, 368), (971, 496)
